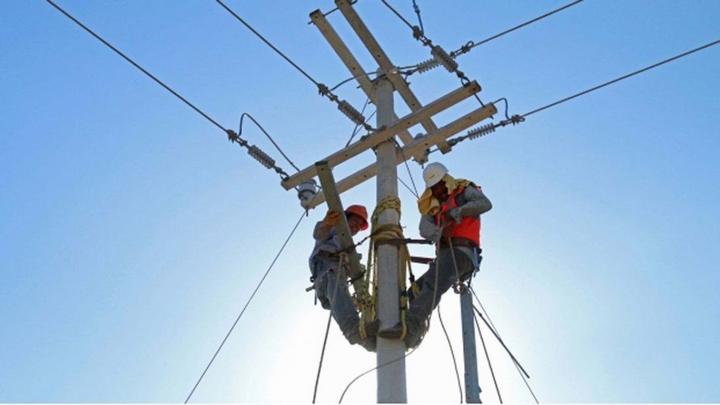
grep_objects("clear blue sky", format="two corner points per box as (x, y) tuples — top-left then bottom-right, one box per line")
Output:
(1, 0), (719, 402)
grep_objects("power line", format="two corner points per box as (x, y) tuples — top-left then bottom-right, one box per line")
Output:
(412, 0), (425, 36)
(380, 0), (416, 33)
(398, 177), (419, 199)
(438, 304), (464, 403)
(455, 0), (584, 56)
(239, 113), (300, 172)
(392, 139), (420, 199)
(47, 0), (294, 180)
(446, 39), (720, 152)
(312, 257), (347, 403)
(379, 0), (485, 107)
(471, 305), (531, 379)
(472, 308), (503, 403)
(216, 0), (375, 132)
(46, 0), (226, 133)
(215, 0), (320, 87)
(344, 98), (374, 147)
(521, 38), (720, 118)
(184, 212), (306, 403)
(470, 287), (540, 404)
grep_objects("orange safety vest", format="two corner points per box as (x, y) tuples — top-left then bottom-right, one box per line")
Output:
(434, 185), (481, 247)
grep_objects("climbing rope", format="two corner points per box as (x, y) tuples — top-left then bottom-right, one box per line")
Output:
(339, 224), (448, 403)
(312, 253), (347, 403)
(359, 197), (414, 340)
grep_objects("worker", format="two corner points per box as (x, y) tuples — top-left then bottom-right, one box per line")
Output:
(309, 204), (377, 351)
(404, 162), (492, 348)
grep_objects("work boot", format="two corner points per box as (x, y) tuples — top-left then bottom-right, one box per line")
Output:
(359, 336), (377, 352)
(377, 321), (404, 339)
(363, 319), (380, 337)
(404, 313), (428, 349)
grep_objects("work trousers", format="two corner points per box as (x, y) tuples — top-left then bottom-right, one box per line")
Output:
(311, 257), (361, 343)
(408, 246), (477, 322)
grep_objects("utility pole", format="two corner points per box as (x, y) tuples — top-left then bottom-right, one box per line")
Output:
(461, 288), (482, 403)
(373, 76), (407, 402)
(283, 2), (498, 402)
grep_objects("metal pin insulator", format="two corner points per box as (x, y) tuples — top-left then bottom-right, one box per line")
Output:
(466, 123), (496, 140)
(337, 100), (367, 126)
(431, 45), (458, 73)
(247, 145), (276, 169)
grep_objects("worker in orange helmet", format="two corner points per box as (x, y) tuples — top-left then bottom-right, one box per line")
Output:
(404, 162), (492, 348)
(309, 204), (377, 351)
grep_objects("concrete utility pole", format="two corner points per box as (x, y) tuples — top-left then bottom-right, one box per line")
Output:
(283, 2), (498, 402)
(461, 289), (482, 403)
(373, 76), (407, 402)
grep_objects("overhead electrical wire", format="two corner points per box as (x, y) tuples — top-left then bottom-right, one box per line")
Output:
(46, 0), (226, 133)
(472, 307), (503, 403)
(184, 212), (306, 403)
(215, 0), (319, 87)
(392, 139), (420, 199)
(312, 256), (348, 403)
(379, 0), (486, 107)
(437, 304), (464, 403)
(445, 38), (720, 153)
(470, 287), (540, 403)
(46, 0), (295, 180)
(412, 0), (425, 36)
(239, 113), (300, 172)
(216, 0), (375, 131)
(345, 98), (372, 147)
(520, 38), (720, 118)
(454, 0), (584, 56)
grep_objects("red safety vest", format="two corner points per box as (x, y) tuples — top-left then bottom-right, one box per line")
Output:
(434, 185), (481, 247)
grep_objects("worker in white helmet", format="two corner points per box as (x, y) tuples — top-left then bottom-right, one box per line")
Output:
(403, 162), (492, 348)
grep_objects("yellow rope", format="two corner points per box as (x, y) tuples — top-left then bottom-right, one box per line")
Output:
(358, 197), (414, 340)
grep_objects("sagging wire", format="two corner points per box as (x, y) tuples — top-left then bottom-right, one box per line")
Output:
(312, 254), (348, 403)
(184, 212), (306, 403)
(226, 129), (291, 180)
(472, 305), (503, 403)
(438, 303), (464, 403)
(216, 0), (376, 132)
(470, 287), (540, 403)
(45, 0), (292, 181)
(330, 71), (380, 92)
(239, 113), (300, 172)
(471, 305), (531, 379)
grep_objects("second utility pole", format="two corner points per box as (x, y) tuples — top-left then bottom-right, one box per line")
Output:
(374, 75), (407, 402)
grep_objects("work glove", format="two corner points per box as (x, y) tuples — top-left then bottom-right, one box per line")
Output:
(447, 207), (462, 224)
(323, 209), (342, 226)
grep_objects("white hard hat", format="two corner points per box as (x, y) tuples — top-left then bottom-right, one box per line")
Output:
(423, 162), (448, 188)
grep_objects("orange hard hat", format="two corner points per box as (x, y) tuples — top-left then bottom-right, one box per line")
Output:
(345, 204), (369, 230)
